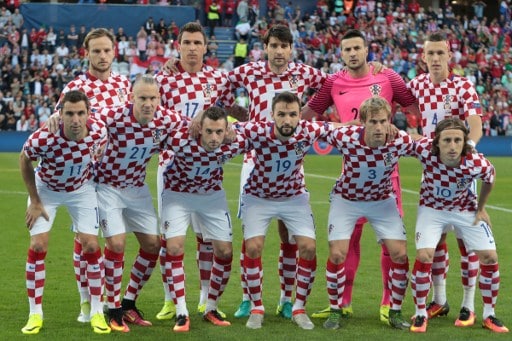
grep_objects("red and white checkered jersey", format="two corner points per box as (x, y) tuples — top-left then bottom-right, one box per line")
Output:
(162, 122), (248, 194)
(407, 73), (482, 138)
(235, 120), (333, 199)
(326, 127), (416, 201)
(155, 64), (233, 118)
(58, 71), (131, 110)
(308, 66), (416, 122)
(95, 103), (184, 188)
(228, 61), (326, 122)
(414, 138), (495, 212)
(23, 117), (107, 192)
(155, 64), (234, 168)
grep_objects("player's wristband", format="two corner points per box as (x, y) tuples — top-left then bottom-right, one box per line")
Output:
(467, 139), (476, 148)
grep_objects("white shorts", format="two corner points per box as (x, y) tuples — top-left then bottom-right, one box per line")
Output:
(238, 156), (305, 218)
(161, 190), (233, 242)
(240, 193), (316, 241)
(29, 179), (99, 236)
(415, 206), (496, 252)
(157, 163), (202, 235)
(97, 183), (158, 238)
(327, 194), (406, 242)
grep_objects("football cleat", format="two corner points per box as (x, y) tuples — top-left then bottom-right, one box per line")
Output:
(292, 310), (314, 330)
(323, 309), (342, 330)
(426, 301), (450, 319)
(454, 307), (475, 327)
(246, 310), (264, 329)
(123, 307), (152, 326)
(173, 314), (190, 332)
(77, 301), (91, 323)
(276, 301), (293, 319)
(482, 315), (509, 333)
(234, 300), (252, 318)
(380, 304), (390, 324)
(311, 306), (331, 319)
(156, 301), (176, 320)
(91, 312), (111, 334)
(21, 314), (43, 335)
(388, 309), (410, 330)
(198, 303), (226, 318)
(410, 315), (427, 333)
(204, 310), (231, 326)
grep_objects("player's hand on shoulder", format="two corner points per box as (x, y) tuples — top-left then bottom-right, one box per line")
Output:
(369, 61), (387, 74)
(163, 57), (180, 73)
(46, 112), (61, 133)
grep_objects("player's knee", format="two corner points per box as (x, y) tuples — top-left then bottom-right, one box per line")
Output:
(416, 248), (434, 263)
(477, 251), (498, 265)
(329, 248), (346, 264)
(298, 243), (316, 260)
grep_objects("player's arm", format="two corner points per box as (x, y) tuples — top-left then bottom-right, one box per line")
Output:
(19, 150), (49, 229)
(466, 115), (483, 148)
(301, 104), (320, 121)
(474, 180), (493, 226)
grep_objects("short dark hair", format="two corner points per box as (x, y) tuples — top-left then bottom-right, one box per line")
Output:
(341, 29), (367, 46)
(426, 32), (447, 43)
(263, 24), (293, 46)
(60, 90), (90, 111)
(201, 106), (227, 126)
(178, 22), (207, 45)
(432, 118), (471, 156)
(271, 91), (301, 112)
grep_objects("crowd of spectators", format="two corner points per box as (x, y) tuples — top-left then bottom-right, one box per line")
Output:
(0, 0), (511, 136)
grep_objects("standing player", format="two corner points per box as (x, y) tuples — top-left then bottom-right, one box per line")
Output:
(55, 28), (132, 327)
(161, 107), (248, 332)
(20, 91), (110, 335)
(302, 29), (417, 323)
(321, 97), (413, 330)
(236, 91), (337, 330)
(228, 24), (327, 319)
(407, 32), (482, 326)
(154, 21), (246, 321)
(94, 76), (184, 332)
(409, 118), (508, 333)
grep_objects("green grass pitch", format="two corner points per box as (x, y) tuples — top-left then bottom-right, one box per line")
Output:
(1, 152), (511, 340)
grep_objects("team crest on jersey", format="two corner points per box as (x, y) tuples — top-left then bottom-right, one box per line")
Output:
(289, 75), (299, 91)
(117, 89), (126, 103)
(369, 84), (382, 96)
(152, 129), (162, 144)
(456, 178), (469, 190)
(443, 95), (452, 111)
(384, 152), (393, 167)
(202, 83), (214, 99)
(294, 141), (305, 156)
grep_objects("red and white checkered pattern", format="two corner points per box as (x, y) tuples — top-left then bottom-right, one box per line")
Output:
(414, 138), (495, 211)
(58, 71), (131, 110)
(95, 104), (184, 188)
(23, 117), (107, 192)
(235, 120), (332, 199)
(155, 65), (233, 168)
(326, 127), (416, 201)
(155, 65), (233, 118)
(162, 124), (247, 193)
(407, 73), (482, 138)
(229, 61), (326, 122)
